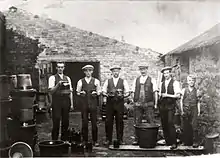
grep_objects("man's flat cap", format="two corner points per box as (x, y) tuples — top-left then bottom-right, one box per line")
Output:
(110, 65), (121, 71)
(82, 65), (94, 70)
(138, 64), (148, 69)
(161, 66), (172, 73)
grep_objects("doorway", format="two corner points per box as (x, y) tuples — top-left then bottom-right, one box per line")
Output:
(52, 61), (100, 111)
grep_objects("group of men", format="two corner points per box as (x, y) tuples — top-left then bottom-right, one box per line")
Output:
(48, 62), (200, 150)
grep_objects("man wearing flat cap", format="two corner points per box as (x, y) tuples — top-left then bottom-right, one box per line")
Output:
(76, 65), (101, 146)
(158, 66), (181, 149)
(102, 65), (130, 146)
(131, 64), (158, 145)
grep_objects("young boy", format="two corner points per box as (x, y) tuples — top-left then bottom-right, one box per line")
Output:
(180, 75), (200, 147)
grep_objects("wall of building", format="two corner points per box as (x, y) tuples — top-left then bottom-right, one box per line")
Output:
(5, 29), (43, 89)
(164, 44), (220, 135)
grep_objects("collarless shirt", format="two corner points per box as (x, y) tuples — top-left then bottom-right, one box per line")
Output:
(131, 75), (158, 93)
(162, 78), (181, 95)
(102, 77), (130, 94)
(48, 73), (72, 91)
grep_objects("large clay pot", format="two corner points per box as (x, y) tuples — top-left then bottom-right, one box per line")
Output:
(0, 75), (10, 101)
(17, 74), (32, 90)
(39, 140), (69, 157)
(135, 123), (159, 148)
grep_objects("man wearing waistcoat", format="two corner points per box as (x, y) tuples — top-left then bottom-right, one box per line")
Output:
(102, 66), (130, 146)
(76, 65), (101, 146)
(131, 64), (158, 145)
(159, 66), (181, 150)
(180, 75), (200, 147)
(48, 62), (73, 141)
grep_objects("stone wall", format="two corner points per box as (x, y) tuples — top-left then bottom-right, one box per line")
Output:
(5, 29), (43, 89)
(164, 44), (220, 138)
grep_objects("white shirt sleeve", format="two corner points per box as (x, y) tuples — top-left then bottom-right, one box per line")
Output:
(67, 76), (73, 91)
(123, 80), (130, 94)
(151, 78), (158, 92)
(48, 75), (55, 89)
(94, 79), (101, 94)
(76, 79), (82, 93)
(131, 78), (137, 93)
(173, 80), (182, 95)
(102, 80), (108, 93)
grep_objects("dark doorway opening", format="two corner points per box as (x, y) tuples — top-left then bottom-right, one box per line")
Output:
(52, 61), (100, 111)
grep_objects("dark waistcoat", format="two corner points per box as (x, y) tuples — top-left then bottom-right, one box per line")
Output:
(134, 76), (154, 102)
(161, 79), (176, 105)
(183, 87), (198, 107)
(81, 77), (98, 106)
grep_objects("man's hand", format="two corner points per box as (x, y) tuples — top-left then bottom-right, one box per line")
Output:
(181, 110), (184, 116)
(198, 111), (200, 116)
(70, 106), (74, 112)
(91, 91), (97, 97)
(80, 91), (86, 97)
(154, 104), (158, 109)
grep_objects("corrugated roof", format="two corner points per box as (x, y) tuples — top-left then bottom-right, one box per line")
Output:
(163, 23), (220, 56)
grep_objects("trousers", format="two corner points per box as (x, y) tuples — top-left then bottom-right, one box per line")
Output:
(105, 98), (124, 142)
(159, 105), (177, 145)
(81, 105), (98, 142)
(182, 105), (198, 145)
(52, 95), (70, 141)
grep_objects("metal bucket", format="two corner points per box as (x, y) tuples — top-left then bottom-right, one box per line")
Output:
(0, 75), (10, 101)
(16, 74), (32, 90)
(38, 140), (69, 157)
(36, 92), (48, 110)
(135, 123), (159, 148)
(205, 133), (219, 154)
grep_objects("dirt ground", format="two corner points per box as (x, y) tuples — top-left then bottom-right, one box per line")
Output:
(35, 111), (200, 157)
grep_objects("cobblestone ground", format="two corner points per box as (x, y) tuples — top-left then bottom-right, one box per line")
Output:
(35, 111), (197, 157)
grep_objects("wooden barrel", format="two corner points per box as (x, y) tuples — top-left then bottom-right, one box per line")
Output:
(17, 74), (32, 90)
(0, 75), (10, 101)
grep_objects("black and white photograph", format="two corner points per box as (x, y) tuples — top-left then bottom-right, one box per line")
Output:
(0, 0), (220, 157)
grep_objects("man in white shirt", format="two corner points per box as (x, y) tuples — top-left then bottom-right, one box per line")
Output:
(131, 64), (158, 145)
(102, 65), (130, 146)
(48, 62), (73, 141)
(158, 66), (181, 150)
(76, 65), (101, 146)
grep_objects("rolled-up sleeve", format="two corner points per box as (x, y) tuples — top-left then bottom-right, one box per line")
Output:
(48, 75), (55, 89)
(95, 79), (101, 95)
(67, 77), (73, 91)
(102, 80), (108, 93)
(123, 80), (130, 94)
(76, 80), (82, 93)
(173, 80), (182, 95)
(151, 78), (158, 92)
(131, 79), (137, 93)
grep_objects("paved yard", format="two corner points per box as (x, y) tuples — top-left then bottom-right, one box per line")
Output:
(34, 111), (200, 157)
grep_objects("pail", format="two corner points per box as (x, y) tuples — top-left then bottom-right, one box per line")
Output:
(205, 133), (219, 154)
(36, 92), (48, 110)
(38, 140), (69, 157)
(16, 74), (32, 90)
(135, 123), (159, 148)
